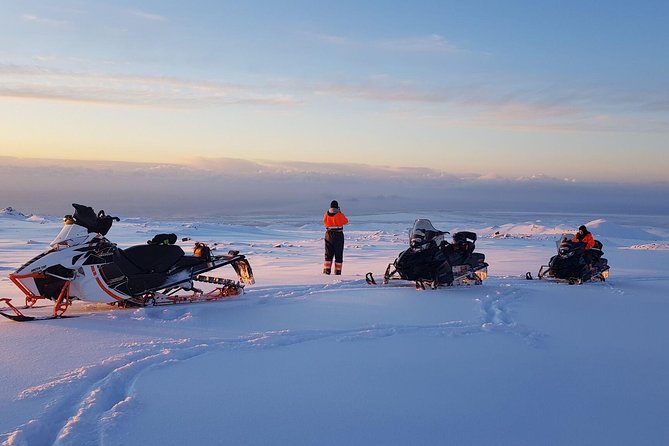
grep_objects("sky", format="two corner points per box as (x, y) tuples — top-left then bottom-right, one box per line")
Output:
(0, 0), (668, 184)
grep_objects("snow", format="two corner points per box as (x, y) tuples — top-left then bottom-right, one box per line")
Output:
(628, 243), (669, 250)
(1, 210), (669, 445)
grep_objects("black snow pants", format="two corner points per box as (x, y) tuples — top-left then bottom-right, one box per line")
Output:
(324, 230), (344, 273)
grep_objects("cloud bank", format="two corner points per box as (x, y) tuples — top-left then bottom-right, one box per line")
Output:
(1, 156), (667, 218)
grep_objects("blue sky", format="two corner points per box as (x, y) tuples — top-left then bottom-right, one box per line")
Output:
(0, 0), (667, 182)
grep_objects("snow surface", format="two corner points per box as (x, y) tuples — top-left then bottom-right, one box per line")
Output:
(1, 211), (669, 445)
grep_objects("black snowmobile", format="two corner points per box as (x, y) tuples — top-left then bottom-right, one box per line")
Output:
(366, 219), (488, 289)
(536, 235), (610, 284)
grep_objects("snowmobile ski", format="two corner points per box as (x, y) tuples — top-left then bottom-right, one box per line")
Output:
(0, 298), (77, 322)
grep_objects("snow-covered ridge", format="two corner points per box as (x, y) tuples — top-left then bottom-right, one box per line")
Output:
(0, 207), (26, 219)
(0, 207), (49, 223)
(627, 243), (669, 250)
(2, 157), (669, 217)
(476, 218), (659, 241)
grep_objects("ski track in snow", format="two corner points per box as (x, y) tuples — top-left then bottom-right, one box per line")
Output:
(3, 279), (544, 446)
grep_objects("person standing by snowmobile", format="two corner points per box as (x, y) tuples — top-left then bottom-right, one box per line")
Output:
(572, 225), (595, 269)
(323, 200), (349, 275)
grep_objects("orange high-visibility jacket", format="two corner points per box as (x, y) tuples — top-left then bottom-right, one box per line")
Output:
(572, 232), (595, 249)
(323, 210), (349, 229)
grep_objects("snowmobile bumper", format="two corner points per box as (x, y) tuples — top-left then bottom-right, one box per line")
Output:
(8, 272), (44, 305)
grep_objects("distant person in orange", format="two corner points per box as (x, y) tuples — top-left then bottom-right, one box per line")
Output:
(573, 225), (595, 269)
(572, 225), (595, 249)
(323, 200), (349, 275)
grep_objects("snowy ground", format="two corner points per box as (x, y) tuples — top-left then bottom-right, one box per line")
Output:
(1, 209), (668, 445)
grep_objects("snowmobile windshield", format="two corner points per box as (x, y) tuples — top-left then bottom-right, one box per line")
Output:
(409, 219), (447, 249)
(557, 234), (577, 257)
(556, 234), (571, 250)
(50, 221), (90, 248)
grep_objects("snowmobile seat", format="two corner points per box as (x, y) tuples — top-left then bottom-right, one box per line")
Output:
(115, 245), (185, 275)
(172, 255), (208, 269)
(125, 272), (170, 295)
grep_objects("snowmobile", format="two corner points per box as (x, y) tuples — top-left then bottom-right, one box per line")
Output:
(534, 234), (609, 284)
(1, 204), (254, 321)
(366, 219), (488, 289)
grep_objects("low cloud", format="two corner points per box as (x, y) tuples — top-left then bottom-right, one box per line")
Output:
(1, 156), (667, 218)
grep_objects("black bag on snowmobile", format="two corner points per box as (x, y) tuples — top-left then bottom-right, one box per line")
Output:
(147, 233), (178, 245)
(72, 203), (119, 235)
(442, 231), (486, 267)
(193, 242), (212, 261)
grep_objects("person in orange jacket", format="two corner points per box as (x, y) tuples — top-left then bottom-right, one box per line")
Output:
(572, 225), (595, 249)
(573, 225), (596, 270)
(323, 200), (349, 275)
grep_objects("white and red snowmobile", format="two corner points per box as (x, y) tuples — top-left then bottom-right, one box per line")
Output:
(366, 219), (488, 289)
(534, 234), (609, 284)
(1, 204), (254, 321)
